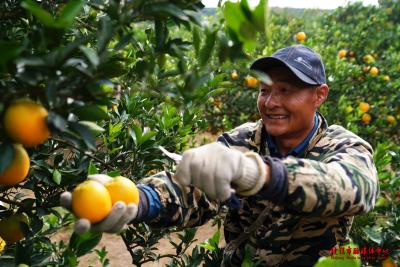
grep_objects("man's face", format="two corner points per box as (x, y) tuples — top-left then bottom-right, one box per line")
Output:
(257, 66), (326, 141)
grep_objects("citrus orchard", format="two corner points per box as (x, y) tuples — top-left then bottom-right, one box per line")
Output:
(71, 180), (112, 223)
(105, 176), (140, 205)
(0, 144), (30, 185)
(3, 99), (50, 147)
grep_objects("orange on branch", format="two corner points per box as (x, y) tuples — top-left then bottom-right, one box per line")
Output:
(0, 213), (28, 244)
(338, 49), (347, 58)
(369, 67), (379, 76)
(0, 144), (30, 185)
(295, 31), (306, 42)
(3, 100), (50, 147)
(358, 102), (370, 113)
(361, 113), (371, 124)
(231, 70), (238, 80)
(244, 75), (259, 88)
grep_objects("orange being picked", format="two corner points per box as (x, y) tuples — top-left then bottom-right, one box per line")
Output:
(358, 102), (370, 113)
(0, 213), (28, 244)
(0, 144), (30, 185)
(71, 180), (112, 223)
(105, 176), (140, 205)
(3, 99), (50, 147)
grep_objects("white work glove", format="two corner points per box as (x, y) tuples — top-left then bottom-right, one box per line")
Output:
(175, 143), (267, 202)
(60, 174), (138, 234)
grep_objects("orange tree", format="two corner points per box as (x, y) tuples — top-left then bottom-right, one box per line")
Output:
(0, 0), (270, 266)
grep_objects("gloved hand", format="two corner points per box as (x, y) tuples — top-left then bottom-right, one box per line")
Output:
(175, 143), (268, 202)
(60, 174), (138, 234)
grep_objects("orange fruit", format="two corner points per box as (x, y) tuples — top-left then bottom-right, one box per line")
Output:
(4, 100), (50, 147)
(0, 236), (5, 252)
(382, 257), (397, 267)
(0, 144), (30, 185)
(361, 113), (371, 124)
(338, 49), (347, 58)
(231, 70), (238, 80)
(387, 115), (396, 124)
(383, 75), (390, 81)
(244, 75), (259, 88)
(363, 54), (375, 64)
(72, 180), (112, 223)
(0, 213), (28, 244)
(369, 67), (379, 76)
(358, 102), (370, 113)
(105, 176), (140, 205)
(295, 31), (306, 42)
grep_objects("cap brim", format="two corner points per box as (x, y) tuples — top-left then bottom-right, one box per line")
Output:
(250, 57), (319, 85)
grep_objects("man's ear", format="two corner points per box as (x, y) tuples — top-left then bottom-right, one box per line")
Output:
(314, 84), (329, 108)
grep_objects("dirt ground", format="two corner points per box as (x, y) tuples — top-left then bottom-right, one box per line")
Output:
(53, 221), (223, 267)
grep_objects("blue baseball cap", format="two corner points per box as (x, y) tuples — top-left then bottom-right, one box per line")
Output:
(250, 45), (326, 85)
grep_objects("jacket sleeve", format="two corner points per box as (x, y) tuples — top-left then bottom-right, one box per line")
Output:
(259, 127), (379, 217)
(138, 171), (220, 228)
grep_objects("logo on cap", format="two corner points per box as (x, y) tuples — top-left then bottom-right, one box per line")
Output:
(294, 57), (313, 70)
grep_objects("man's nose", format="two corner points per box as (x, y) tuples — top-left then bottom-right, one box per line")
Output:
(264, 90), (281, 109)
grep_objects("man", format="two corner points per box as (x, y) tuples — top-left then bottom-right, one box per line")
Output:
(61, 45), (379, 266)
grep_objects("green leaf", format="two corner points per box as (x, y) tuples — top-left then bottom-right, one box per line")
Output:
(137, 131), (156, 147)
(145, 3), (189, 21)
(79, 46), (99, 67)
(362, 227), (383, 244)
(69, 122), (97, 150)
(78, 121), (105, 136)
(57, 0), (84, 28)
(0, 143), (15, 174)
(69, 231), (102, 257)
(199, 29), (217, 66)
(52, 169), (62, 185)
(21, 0), (58, 28)
(88, 161), (98, 175)
(0, 41), (24, 65)
(130, 124), (143, 146)
(73, 105), (109, 121)
(192, 26), (201, 57)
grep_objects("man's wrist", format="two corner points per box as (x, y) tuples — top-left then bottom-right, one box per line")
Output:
(236, 152), (267, 196)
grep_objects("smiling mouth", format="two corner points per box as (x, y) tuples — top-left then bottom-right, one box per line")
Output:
(266, 115), (289, 120)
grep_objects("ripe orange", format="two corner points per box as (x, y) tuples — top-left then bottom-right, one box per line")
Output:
(0, 236), (5, 252)
(231, 70), (238, 80)
(295, 31), (306, 42)
(363, 54), (375, 64)
(361, 113), (371, 124)
(383, 75), (390, 81)
(338, 49), (347, 58)
(105, 176), (140, 205)
(244, 75), (259, 88)
(4, 100), (50, 147)
(369, 67), (379, 76)
(0, 144), (30, 185)
(382, 257), (397, 267)
(358, 102), (370, 113)
(0, 213), (28, 244)
(72, 180), (112, 223)
(387, 115), (396, 124)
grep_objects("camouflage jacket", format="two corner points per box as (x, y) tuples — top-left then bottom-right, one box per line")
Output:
(140, 112), (379, 266)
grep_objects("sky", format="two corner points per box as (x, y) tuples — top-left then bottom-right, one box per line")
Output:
(202, 0), (379, 9)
